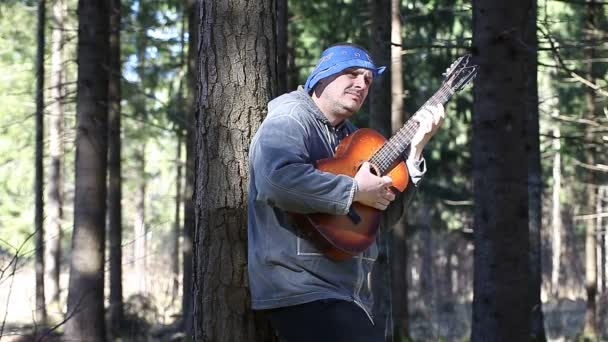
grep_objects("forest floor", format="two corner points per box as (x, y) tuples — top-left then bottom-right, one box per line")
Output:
(1, 264), (606, 341)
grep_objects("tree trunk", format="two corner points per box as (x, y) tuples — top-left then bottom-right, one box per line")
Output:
(133, 142), (147, 292)
(599, 186), (607, 293)
(182, 0), (197, 336)
(471, 0), (533, 340)
(369, 0), (393, 340)
(133, 11), (148, 292)
(108, 0), (124, 333)
(276, 0), (288, 95)
(389, 0), (410, 339)
(46, 0), (65, 311)
(172, 133), (183, 300)
(34, 0), (47, 328)
(391, 0), (405, 135)
(64, 0), (109, 340)
(368, 0), (391, 139)
(524, 2), (546, 339)
(419, 205), (434, 322)
(582, 3), (599, 338)
(550, 111), (562, 297)
(194, 1), (277, 341)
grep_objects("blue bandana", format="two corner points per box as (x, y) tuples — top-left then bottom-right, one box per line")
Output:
(304, 45), (386, 92)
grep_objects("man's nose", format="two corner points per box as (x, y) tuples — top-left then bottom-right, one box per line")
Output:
(354, 75), (367, 89)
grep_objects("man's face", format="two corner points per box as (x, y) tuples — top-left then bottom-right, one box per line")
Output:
(313, 67), (373, 121)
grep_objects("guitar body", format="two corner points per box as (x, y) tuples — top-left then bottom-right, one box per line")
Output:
(292, 128), (410, 260)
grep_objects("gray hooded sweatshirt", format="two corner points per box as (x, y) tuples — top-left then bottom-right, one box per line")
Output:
(247, 88), (425, 321)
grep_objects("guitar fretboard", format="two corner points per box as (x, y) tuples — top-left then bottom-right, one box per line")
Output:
(369, 83), (455, 175)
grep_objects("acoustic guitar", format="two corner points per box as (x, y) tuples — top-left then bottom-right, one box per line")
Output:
(292, 54), (478, 261)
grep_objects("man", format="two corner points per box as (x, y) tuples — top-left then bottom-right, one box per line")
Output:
(247, 43), (444, 341)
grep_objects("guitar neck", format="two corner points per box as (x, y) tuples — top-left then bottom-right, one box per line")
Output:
(369, 83), (455, 175)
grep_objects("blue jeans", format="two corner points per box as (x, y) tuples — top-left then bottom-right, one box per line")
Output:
(267, 299), (384, 342)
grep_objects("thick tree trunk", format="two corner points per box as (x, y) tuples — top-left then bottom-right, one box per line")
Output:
(34, 0), (47, 328)
(46, 0), (65, 311)
(471, 1), (533, 340)
(194, 1), (277, 341)
(276, 0), (288, 95)
(108, 0), (124, 332)
(64, 0), (109, 340)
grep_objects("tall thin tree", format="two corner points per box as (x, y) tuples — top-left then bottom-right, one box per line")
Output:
(171, 2), (188, 303)
(582, 1), (600, 338)
(551, 110), (562, 296)
(133, 2), (149, 292)
(46, 0), (66, 312)
(368, 0), (394, 340)
(182, 0), (197, 336)
(34, 0), (47, 327)
(524, 1), (546, 339)
(64, 0), (109, 340)
(471, 0), (533, 340)
(194, 0), (278, 340)
(108, 0), (124, 333)
(389, 0), (410, 338)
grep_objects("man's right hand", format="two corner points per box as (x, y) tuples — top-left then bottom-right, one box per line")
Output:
(353, 162), (395, 210)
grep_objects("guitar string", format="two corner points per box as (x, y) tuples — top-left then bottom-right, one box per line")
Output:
(370, 84), (454, 174)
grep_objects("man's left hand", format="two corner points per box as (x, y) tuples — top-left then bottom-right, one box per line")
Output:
(409, 104), (445, 161)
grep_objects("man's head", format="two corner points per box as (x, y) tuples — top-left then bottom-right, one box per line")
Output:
(305, 43), (385, 125)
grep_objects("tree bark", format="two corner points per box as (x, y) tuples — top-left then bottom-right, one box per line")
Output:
(64, 0), (109, 340)
(471, 0), (534, 340)
(34, 0), (47, 328)
(276, 0), (288, 95)
(108, 0), (124, 333)
(194, 0), (278, 341)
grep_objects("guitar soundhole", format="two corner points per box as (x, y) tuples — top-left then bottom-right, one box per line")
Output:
(355, 161), (381, 176)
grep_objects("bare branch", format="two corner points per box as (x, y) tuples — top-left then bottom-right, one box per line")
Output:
(574, 159), (608, 172)
(0, 232), (36, 340)
(538, 24), (608, 97)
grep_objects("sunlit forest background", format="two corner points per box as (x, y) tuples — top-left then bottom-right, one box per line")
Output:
(0, 0), (606, 341)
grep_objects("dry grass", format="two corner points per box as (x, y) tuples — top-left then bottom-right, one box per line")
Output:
(0, 247), (183, 339)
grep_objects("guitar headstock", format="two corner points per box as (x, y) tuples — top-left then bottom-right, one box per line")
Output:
(442, 54), (478, 93)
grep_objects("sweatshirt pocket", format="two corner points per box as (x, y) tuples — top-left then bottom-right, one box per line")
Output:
(296, 236), (324, 257)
